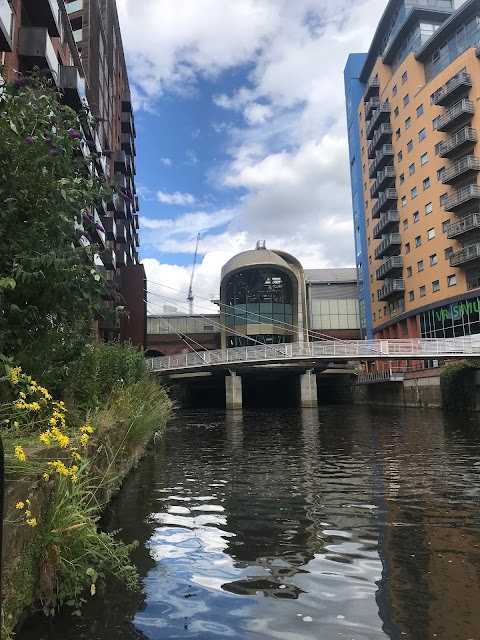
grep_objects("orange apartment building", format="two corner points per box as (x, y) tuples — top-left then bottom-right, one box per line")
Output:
(346, 0), (480, 341)
(0, 0), (146, 348)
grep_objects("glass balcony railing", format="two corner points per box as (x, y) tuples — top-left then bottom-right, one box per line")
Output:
(66, 0), (83, 14)
(0, 0), (13, 51)
(73, 28), (83, 43)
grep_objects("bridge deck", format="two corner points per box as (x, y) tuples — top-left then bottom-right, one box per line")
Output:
(147, 337), (480, 374)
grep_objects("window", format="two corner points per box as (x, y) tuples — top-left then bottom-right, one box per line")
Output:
(407, 266), (412, 277)
(398, 150), (403, 162)
(419, 128), (426, 141)
(402, 71), (408, 84)
(379, 308), (382, 318)
(421, 152), (428, 165)
(413, 211), (419, 223)
(393, 84), (398, 96)
(405, 242), (411, 253)
(447, 274), (456, 287)
(371, 293), (374, 302)
(430, 254), (437, 266)
(417, 104), (424, 117)
(420, 285), (426, 297)
(423, 177), (430, 190)
(427, 228), (435, 240)
(396, 128), (401, 139)
(368, 236), (371, 245)
(373, 312), (376, 321)
(440, 193), (448, 206)
(415, 235), (422, 247)
(370, 274), (373, 283)
(445, 246), (453, 259)
(401, 195), (407, 207)
(409, 290), (414, 301)
(435, 142), (442, 155)
(442, 219), (450, 233)
(432, 280), (440, 292)
(403, 218), (408, 229)
(394, 106), (399, 118)
(425, 202), (433, 215)
(433, 115), (440, 130)
(403, 94), (409, 106)
(400, 173), (405, 184)
(411, 186), (417, 199)
(405, 117), (411, 129)
(407, 140), (413, 152)
(369, 256), (372, 264)
(417, 260), (424, 271)
(437, 166), (445, 180)
(409, 163), (415, 175)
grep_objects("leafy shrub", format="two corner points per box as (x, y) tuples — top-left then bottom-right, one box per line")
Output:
(440, 360), (480, 411)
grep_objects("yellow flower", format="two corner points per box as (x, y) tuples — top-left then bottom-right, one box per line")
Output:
(43, 473), (50, 481)
(48, 460), (69, 476)
(15, 502), (24, 510)
(26, 517), (37, 527)
(8, 366), (22, 384)
(80, 425), (93, 434)
(14, 446), (26, 462)
(49, 418), (57, 426)
(13, 421), (19, 428)
(71, 451), (82, 461)
(19, 391), (26, 399)
(25, 509), (31, 517)
(26, 499), (31, 506)
(39, 430), (52, 446)
(80, 434), (89, 449)
(90, 583), (96, 596)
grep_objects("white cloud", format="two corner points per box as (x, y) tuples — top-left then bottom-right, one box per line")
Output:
(156, 190), (196, 206)
(159, 157), (172, 166)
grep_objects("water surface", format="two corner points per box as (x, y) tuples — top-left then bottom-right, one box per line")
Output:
(19, 406), (480, 640)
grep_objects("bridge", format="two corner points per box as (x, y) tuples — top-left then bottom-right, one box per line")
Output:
(147, 336), (480, 410)
(147, 336), (480, 374)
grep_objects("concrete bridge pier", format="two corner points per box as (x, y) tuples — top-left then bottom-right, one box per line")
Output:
(226, 371), (242, 410)
(300, 370), (318, 408)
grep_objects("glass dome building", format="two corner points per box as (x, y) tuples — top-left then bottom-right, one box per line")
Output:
(219, 243), (309, 349)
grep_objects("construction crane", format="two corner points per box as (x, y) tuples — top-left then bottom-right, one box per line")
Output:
(187, 233), (201, 314)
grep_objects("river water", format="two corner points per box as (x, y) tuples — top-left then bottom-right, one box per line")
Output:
(19, 406), (480, 640)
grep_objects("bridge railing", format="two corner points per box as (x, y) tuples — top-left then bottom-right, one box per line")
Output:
(147, 336), (480, 372)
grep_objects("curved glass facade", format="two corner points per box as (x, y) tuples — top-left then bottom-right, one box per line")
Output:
(224, 268), (294, 331)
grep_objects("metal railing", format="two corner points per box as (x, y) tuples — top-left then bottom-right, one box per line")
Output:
(436, 98), (475, 131)
(147, 336), (480, 372)
(357, 369), (405, 384)
(442, 155), (480, 184)
(378, 279), (405, 301)
(368, 123), (392, 159)
(376, 255), (403, 280)
(372, 188), (398, 218)
(369, 144), (394, 178)
(444, 184), (480, 211)
(374, 233), (401, 259)
(366, 103), (391, 139)
(373, 210), (400, 239)
(370, 166), (396, 199)
(439, 127), (477, 158)
(450, 242), (480, 267)
(363, 76), (380, 102)
(432, 71), (472, 106)
(446, 213), (480, 239)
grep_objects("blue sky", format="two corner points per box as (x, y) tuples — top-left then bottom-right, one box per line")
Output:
(116, 0), (386, 313)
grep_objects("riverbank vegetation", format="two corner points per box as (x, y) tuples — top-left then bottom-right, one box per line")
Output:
(0, 75), (171, 636)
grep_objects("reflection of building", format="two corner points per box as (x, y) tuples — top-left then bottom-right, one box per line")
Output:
(219, 242), (309, 349)
(345, 0), (480, 342)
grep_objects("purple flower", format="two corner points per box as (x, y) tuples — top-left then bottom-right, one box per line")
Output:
(82, 231), (93, 243)
(82, 212), (93, 223)
(70, 283), (80, 291)
(44, 137), (53, 146)
(120, 192), (132, 202)
(50, 150), (60, 157)
(67, 128), (82, 139)
(12, 77), (31, 88)
(86, 139), (96, 149)
(95, 222), (105, 233)
(25, 136), (34, 145)
(102, 149), (113, 157)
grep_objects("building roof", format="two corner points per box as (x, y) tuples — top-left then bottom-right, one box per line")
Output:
(305, 268), (357, 284)
(220, 248), (296, 281)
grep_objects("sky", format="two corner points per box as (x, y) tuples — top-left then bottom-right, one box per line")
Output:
(116, 0), (387, 315)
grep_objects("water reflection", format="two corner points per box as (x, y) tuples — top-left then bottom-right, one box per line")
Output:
(16, 406), (480, 640)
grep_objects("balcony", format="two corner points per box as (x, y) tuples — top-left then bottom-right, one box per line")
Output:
(378, 279), (405, 301)
(92, 210), (106, 248)
(444, 184), (480, 212)
(366, 103), (391, 140)
(370, 166), (396, 199)
(373, 210), (400, 239)
(133, 214), (139, 230)
(102, 249), (117, 271)
(442, 155), (480, 184)
(375, 233), (401, 259)
(432, 71), (472, 106)
(115, 222), (127, 244)
(450, 242), (480, 267)
(18, 27), (58, 81)
(368, 123), (392, 159)
(121, 91), (132, 113)
(439, 127), (477, 158)
(364, 76), (380, 102)
(59, 65), (86, 110)
(446, 213), (480, 239)
(365, 96), (380, 121)
(22, 0), (60, 37)
(115, 250), (127, 267)
(121, 133), (136, 156)
(436, 99), (475, 132)
(114, 150), (127, 174)
(0, 0), (13, 51)
(371, 189), (398, 219)
(121, 112), (135, 136)
(107, 194), (127, 220)
(369, 144), (394, 178)
(376, 256), (403, 280)
(102, 216), (117, 241)
(72, 27), (82, 43)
